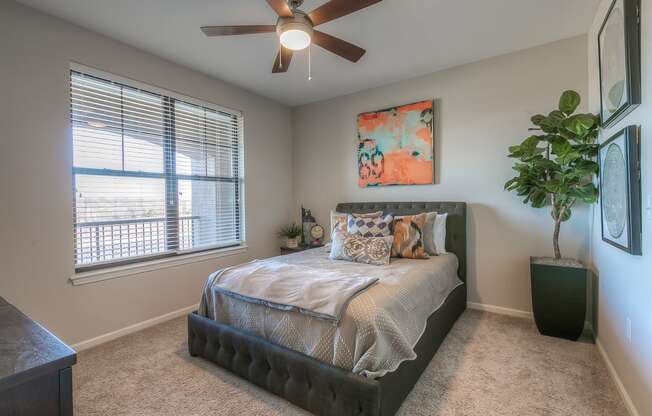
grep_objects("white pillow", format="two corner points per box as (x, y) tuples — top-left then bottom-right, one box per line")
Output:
(433, 212), (448, 254)
(422, 212), (438, 255)
(330, 210), (348, 235)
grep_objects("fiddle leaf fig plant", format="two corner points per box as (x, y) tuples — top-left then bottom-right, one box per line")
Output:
(504, 90), (599, 259)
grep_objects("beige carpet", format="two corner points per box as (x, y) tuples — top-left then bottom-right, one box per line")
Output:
(73, 310), (627, 416)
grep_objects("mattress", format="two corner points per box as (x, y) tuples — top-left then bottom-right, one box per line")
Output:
(199, 246), (462, 378)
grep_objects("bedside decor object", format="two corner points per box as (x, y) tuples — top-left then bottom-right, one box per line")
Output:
(357, 100), (434, 187)
(278, 223), (303, 248)
(599, 125), (642, 254)
(310, 224), (324, 246)
(505, 90), (599, 341)
(598, 0), (641, 127)
(301, 205), (316, 245)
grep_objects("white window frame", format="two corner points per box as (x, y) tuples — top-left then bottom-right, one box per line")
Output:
(69, 63), (246, 285)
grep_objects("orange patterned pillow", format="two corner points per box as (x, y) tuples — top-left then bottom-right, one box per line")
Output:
(391, 213), (429, 259)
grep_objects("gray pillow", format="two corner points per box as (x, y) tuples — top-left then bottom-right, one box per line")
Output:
(423, 212), (437, 255)
(329, 231), (394, 266)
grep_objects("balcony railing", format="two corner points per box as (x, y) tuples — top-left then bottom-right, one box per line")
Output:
(74, 216), (199, 266)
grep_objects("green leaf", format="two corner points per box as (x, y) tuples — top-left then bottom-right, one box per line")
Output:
(569, 183), (599, 203)
(559, 90), (581, 115)
(558, 152), (582, 165)
(531, 114), (546, 126)
(521, 135), (540, 150)
(538, 117), (558, 134)
(530, 190), (547, 208)
(573, 159), (599, 174)
(547, 110), (566, 128)
(551, 137), (572, 156)
(564, 114), (595, 135)
(544, 180), (561, 193)
(560, 207), (572, 222)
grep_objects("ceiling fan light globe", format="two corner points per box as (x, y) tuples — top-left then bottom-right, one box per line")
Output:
(280, 29), (311, 51)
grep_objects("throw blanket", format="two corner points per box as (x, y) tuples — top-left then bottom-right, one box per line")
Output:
(199, 246), (462, 379)
(200, 260), (378, 324)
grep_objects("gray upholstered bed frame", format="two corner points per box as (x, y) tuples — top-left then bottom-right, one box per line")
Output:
(188, 202), (467, 416)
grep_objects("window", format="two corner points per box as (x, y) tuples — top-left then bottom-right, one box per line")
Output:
(71, 68), (244, 270)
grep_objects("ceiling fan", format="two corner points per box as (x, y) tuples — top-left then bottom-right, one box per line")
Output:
(201, 0), (382, 73)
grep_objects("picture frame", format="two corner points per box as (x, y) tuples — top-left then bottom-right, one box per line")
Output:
(356, 100), (434, 187)
(597, 0), (641, 128)
(598, 126), (641, 255)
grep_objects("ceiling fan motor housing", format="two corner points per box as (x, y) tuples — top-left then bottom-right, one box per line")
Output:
(276, 11), (314, 37)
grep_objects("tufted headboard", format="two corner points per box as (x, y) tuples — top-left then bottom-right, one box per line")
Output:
(336, 202), (467, 283)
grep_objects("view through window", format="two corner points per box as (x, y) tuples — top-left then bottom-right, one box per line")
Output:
(71, 69), (244, 269)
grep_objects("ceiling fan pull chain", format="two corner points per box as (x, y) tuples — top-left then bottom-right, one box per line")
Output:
(308, 43), (312, 81)
(279, 38), (283, 69)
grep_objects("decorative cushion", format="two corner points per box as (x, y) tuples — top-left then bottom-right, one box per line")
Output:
(433, 212), (448, 254)
(347, 214), (393, 237)
(329, 231), (393, 266)
(422, 212), (437, 255)
(330, 210), (382, 235)
(391, 213), (429, 259)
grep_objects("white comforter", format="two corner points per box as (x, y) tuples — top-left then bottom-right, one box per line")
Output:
(199, 246), (462, 378)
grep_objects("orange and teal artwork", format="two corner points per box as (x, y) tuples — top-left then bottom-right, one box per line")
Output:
(357, 100), (434, 187)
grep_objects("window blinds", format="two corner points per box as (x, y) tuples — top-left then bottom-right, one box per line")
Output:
(71, 69), (244, 269)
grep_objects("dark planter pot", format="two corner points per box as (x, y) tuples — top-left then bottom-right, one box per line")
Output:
(530, 258), (587, 341)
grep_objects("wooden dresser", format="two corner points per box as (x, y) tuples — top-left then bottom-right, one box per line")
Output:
(0, 297), (76, 416)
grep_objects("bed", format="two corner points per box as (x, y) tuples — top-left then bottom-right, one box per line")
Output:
(188, 202), (467, 416)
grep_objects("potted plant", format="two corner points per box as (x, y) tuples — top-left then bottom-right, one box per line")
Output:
(278, 223), (303, 249)
(505, 90), (599, 341)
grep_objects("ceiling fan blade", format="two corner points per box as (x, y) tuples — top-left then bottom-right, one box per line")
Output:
(308, 0), (382, 26)
(201, 25), (276, 36)
(266, 0), (294, 17)
(272, 46), (294, 73)
(312, 30), (366, 62)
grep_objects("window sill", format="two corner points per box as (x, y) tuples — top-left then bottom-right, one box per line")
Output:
(69, 244), (248, 286)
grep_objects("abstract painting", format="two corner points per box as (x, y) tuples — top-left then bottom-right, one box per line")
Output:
(357, 100), (434, 187)
(599, 126), (642, 255)
(598, 0), (641, 127)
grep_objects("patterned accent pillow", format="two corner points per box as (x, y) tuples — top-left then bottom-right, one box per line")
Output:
(330, 210), (382, 235)
(347, 214), (393, 237)
(330, 231), (393, 266)
(391, 213), (429, 259)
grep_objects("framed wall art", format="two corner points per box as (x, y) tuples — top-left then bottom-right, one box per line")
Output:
(356, 100), (434, 187)
(599, 125), (641, 255)
(597, 0), (641, 128)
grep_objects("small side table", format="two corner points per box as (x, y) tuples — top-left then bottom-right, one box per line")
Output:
(280, 244), (324, 256)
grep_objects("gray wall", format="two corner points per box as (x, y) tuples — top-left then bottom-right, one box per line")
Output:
(292, 36), (590, 313)
(588, 0), (651, 413)
(0, 1), (292, 345)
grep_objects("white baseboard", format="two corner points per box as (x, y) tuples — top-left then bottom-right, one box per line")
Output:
(597, 339), (640, 416)
(71, 303), (198, 352)
(467, 301), (533, 320)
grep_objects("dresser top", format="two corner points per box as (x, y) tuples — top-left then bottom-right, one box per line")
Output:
(0, 297), (76, 391)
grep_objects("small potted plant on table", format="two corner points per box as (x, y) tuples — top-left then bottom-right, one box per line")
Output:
(505, 90), (599, 341)
(278, 223), (303, 249)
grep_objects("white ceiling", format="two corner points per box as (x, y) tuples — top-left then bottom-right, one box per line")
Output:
(17, 0), (600, 106)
